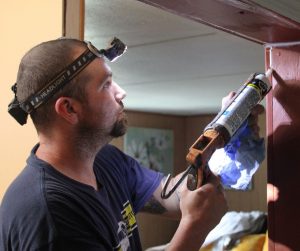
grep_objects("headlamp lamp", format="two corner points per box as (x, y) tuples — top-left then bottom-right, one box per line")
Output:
(8, 37), (127, 125)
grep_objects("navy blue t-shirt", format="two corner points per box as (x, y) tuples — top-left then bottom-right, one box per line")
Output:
(0, 144), (163, 251)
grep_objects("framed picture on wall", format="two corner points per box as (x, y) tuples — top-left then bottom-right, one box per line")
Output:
(124, 127), (174, 175)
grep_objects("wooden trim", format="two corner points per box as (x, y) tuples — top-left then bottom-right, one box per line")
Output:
(265, 46), (275, 251)
(265, 44), (300, 251)
(63, 0), (85, 40)
(138, 0), (300, 44)
(62, 0), (66, 37)
(79, 0), (85, 40)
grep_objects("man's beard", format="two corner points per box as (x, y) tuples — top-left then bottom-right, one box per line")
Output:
(109, 112), (128, 138)
(75, 112), (128, 157)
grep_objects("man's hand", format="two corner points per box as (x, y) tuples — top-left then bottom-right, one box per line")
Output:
(179, 173), (227, 229)
(167, 173), (227, 251)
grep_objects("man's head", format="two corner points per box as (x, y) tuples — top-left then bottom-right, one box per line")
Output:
(13, 38), (127, 140)
(15, 38), (87, 130)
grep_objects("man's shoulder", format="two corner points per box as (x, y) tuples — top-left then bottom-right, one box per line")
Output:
(98, 144), (123, 156)
(96, 144), (130, 165)
(0, 164), (47, 219)
(0, 163), (56, 250)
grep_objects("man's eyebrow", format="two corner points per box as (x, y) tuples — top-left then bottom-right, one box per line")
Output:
(104, 70), (112, 78)
(100, 71), (112, 85)
(104, 71), (112, 80)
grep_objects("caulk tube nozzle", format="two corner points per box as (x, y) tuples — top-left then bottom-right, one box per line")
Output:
(265, 68), (273, 78)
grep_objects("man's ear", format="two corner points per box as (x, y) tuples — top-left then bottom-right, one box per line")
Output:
(54, 97), (80, 124)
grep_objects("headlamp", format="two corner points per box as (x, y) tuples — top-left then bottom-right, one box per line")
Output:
(8, 37), (127, 125)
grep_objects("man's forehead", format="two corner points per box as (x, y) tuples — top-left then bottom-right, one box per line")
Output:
(87, 57), (113, 80)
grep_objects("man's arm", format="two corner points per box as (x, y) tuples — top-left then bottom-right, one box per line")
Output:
(140, 173), (186, 219)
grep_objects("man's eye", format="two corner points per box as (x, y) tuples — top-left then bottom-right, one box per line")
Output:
(103, 81), (111, 89)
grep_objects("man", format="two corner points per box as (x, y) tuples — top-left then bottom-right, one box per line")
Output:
(0, 38), (262, 251)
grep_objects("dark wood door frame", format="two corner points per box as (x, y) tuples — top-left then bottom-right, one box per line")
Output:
(138, 0), (300, 44)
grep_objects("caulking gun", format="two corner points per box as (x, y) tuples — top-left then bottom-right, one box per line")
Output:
(161, 69), (272, 199)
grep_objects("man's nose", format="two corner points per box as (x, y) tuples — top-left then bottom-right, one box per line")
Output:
(114, 82), (127, 102)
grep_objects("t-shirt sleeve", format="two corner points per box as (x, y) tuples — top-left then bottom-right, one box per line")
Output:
(125, 155), (164, 212)
(97, 145), (164, 213)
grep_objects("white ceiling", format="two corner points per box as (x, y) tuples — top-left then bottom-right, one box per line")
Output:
(84, 0), (299, 116)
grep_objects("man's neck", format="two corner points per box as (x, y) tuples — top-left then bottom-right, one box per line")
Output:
(36, 137), (103, 190)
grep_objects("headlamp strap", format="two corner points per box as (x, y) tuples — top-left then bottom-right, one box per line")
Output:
(11, 83), (17, 96)
(20, 49), (96, 114)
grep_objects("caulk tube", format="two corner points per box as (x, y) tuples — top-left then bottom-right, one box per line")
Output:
(205, 71), (272, 144)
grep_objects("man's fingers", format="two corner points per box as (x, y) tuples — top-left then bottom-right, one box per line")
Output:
(250, 104), (265, 116)
(216, 183), (225, 195)
(204, 172), (222, 187)
(248, 113), (258, 126)
(221, 92), (235, 109)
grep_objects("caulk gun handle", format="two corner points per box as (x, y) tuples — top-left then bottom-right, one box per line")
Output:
(186, 164), (210, 190)
(185, 129), (225, 190)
